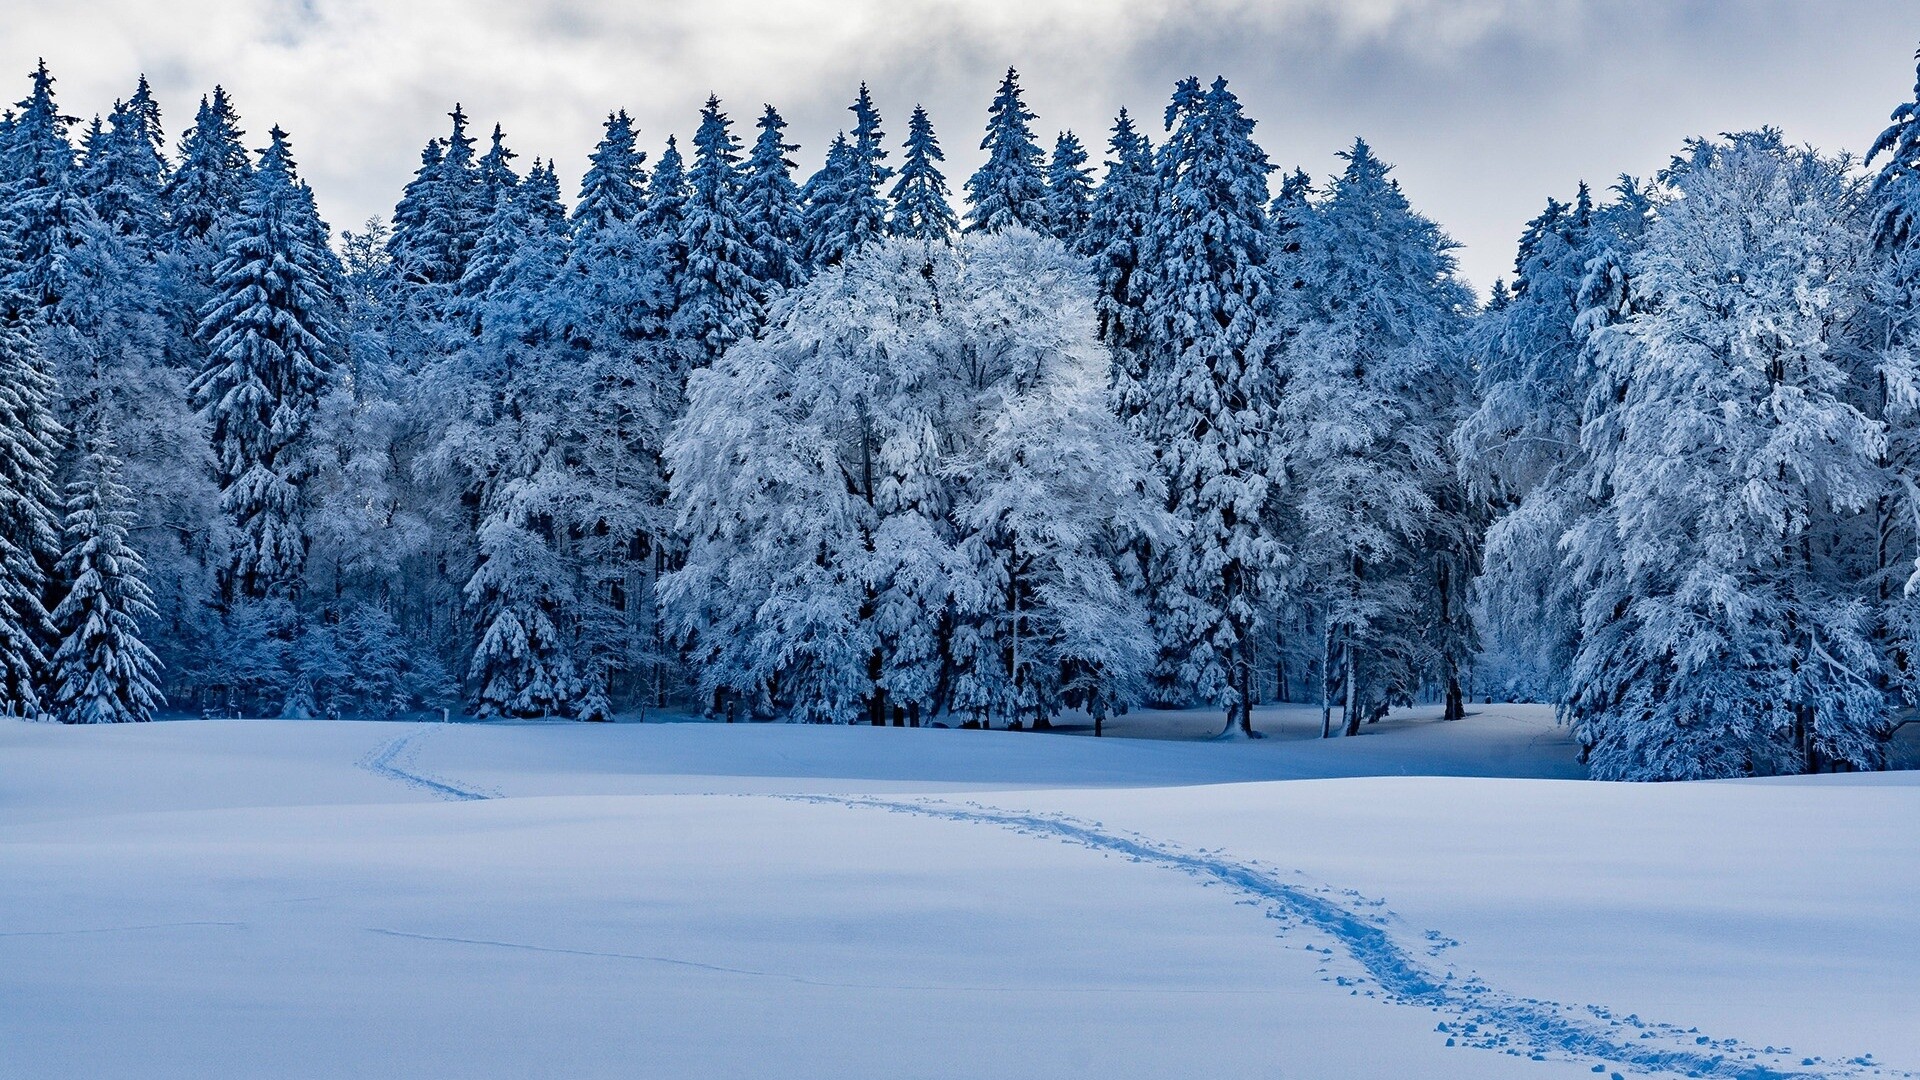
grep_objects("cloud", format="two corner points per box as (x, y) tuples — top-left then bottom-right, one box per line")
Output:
(3, 0), (1916, 291)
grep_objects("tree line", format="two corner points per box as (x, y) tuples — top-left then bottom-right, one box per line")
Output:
(2, 52), (1919, 779)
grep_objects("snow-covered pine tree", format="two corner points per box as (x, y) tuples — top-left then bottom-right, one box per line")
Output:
(161, 86), (250, 249)
(191, 125), (344, 601)
(48, 430), (163, 724)
(83, 77), (168, 242)
(1274, 138), (1472, 735)
(1043, 130), (1093, 244)
(1455, 180), (1653, 702)
(572, 110), (647, 236)
(1081, 110), (1155, 398)
(1865, 43), (1920, 712)
(1133, 76), (1279, 736)
(888, 104), (956, 242)
(0, 301), (63, 718)
(475, 122), (519, 221)
(737, 105), (806, 293)
(964, 68), (1047, 234)
(804, 88), (891, 267)
(672, 95), (761, 365)
(1564, 132), (1889, 779)
(387, 104), (483, 290)
(641, 134), (689, 293)
(801, 132), (854, 267)
(1, 60), (93, 311)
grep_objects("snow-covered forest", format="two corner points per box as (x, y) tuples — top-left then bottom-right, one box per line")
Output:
(4, 50), (1920, 781)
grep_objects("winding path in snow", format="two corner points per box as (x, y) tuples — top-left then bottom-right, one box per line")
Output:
(358, 728), (493, 801)
(347, 728), (1903, 1078)
(795, 795), (1910, 1080)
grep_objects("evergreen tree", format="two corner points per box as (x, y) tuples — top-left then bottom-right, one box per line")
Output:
(1, 60), (92, 310)
(49, 431), (163, 724)
(387, 104), (483, 288)
(161, 86), (250, 248)
(0, 308), (63, 717)
(801, 132), (855, 267)
(737, 104), (806, 293)
(844, 84), (891, 246)
(475, 122), (519, 219)
(641, 134), (689, 289)
(83, 78), (167, 242)
(572, 109), (647, 236)
(191, 125), (344, 601)
(1869, 44), (1920, 254)
(965, 68), (1047, 233)
(1134, 76), (1278, 736)
(804, 88), (891, 266)
(1081, 110), (1155, 383)
(673, 96), (760, 365)
(888, 104), (956, 242)
(1044, 130), (1093, 243)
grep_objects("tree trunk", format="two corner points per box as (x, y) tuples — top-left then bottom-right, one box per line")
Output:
(1342, 645), (1361, 737)
(1320, 622), (1335, 739)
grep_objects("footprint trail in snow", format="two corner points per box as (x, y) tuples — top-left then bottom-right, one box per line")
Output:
(794, 795), (1908, 1080)
(358, 729), (494, 801)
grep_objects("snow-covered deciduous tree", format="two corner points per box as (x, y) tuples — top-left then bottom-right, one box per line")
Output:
(1563, 132), (1888, 779)
(49, 432), (163, 724)
(1274, 138), (1474, 735)
(664, 230), (1163, 726)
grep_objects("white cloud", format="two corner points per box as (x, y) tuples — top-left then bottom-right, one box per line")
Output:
(2, 0), (1914, 292)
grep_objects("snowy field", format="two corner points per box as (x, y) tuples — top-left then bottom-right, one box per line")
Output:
(2, 707), (1916, 1080)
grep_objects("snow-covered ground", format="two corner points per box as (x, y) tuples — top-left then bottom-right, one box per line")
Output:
(2, 706), (1914, 1079)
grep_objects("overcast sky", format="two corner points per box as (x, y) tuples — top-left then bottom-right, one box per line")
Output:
(4, 0), (1917, 293)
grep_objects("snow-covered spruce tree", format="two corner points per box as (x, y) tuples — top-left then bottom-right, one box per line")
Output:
(2, 61), (94, 312)
(475, 123), (519, 221)
(1864, 44), (1920, 711)
(965, 68), (1047, 234)
(82, 77), (168, 242)
(1081, 110), (1155, 402)
(804, 87), (891, 268)
(0, 303), (63, 718)
(738, 105), (806, 294)
(1564, 132), (1889, 779)
(1133, 76), (1279, 736)
(1274, 139), (1474, 735)
(888, 104), (956, 242)
(640, 134), (689, 293)
(163, 86), (250, 250)
(801, 132), (854, 267)
(48, 431), (163, 724)
(672, 95), (761, 366)
(387, 104), (483, 292)
(662, 231), (1162, 726)
(1044, 130), (1093, 244)
(572, 110), (647, 236)
(191, 125), (344, 602)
